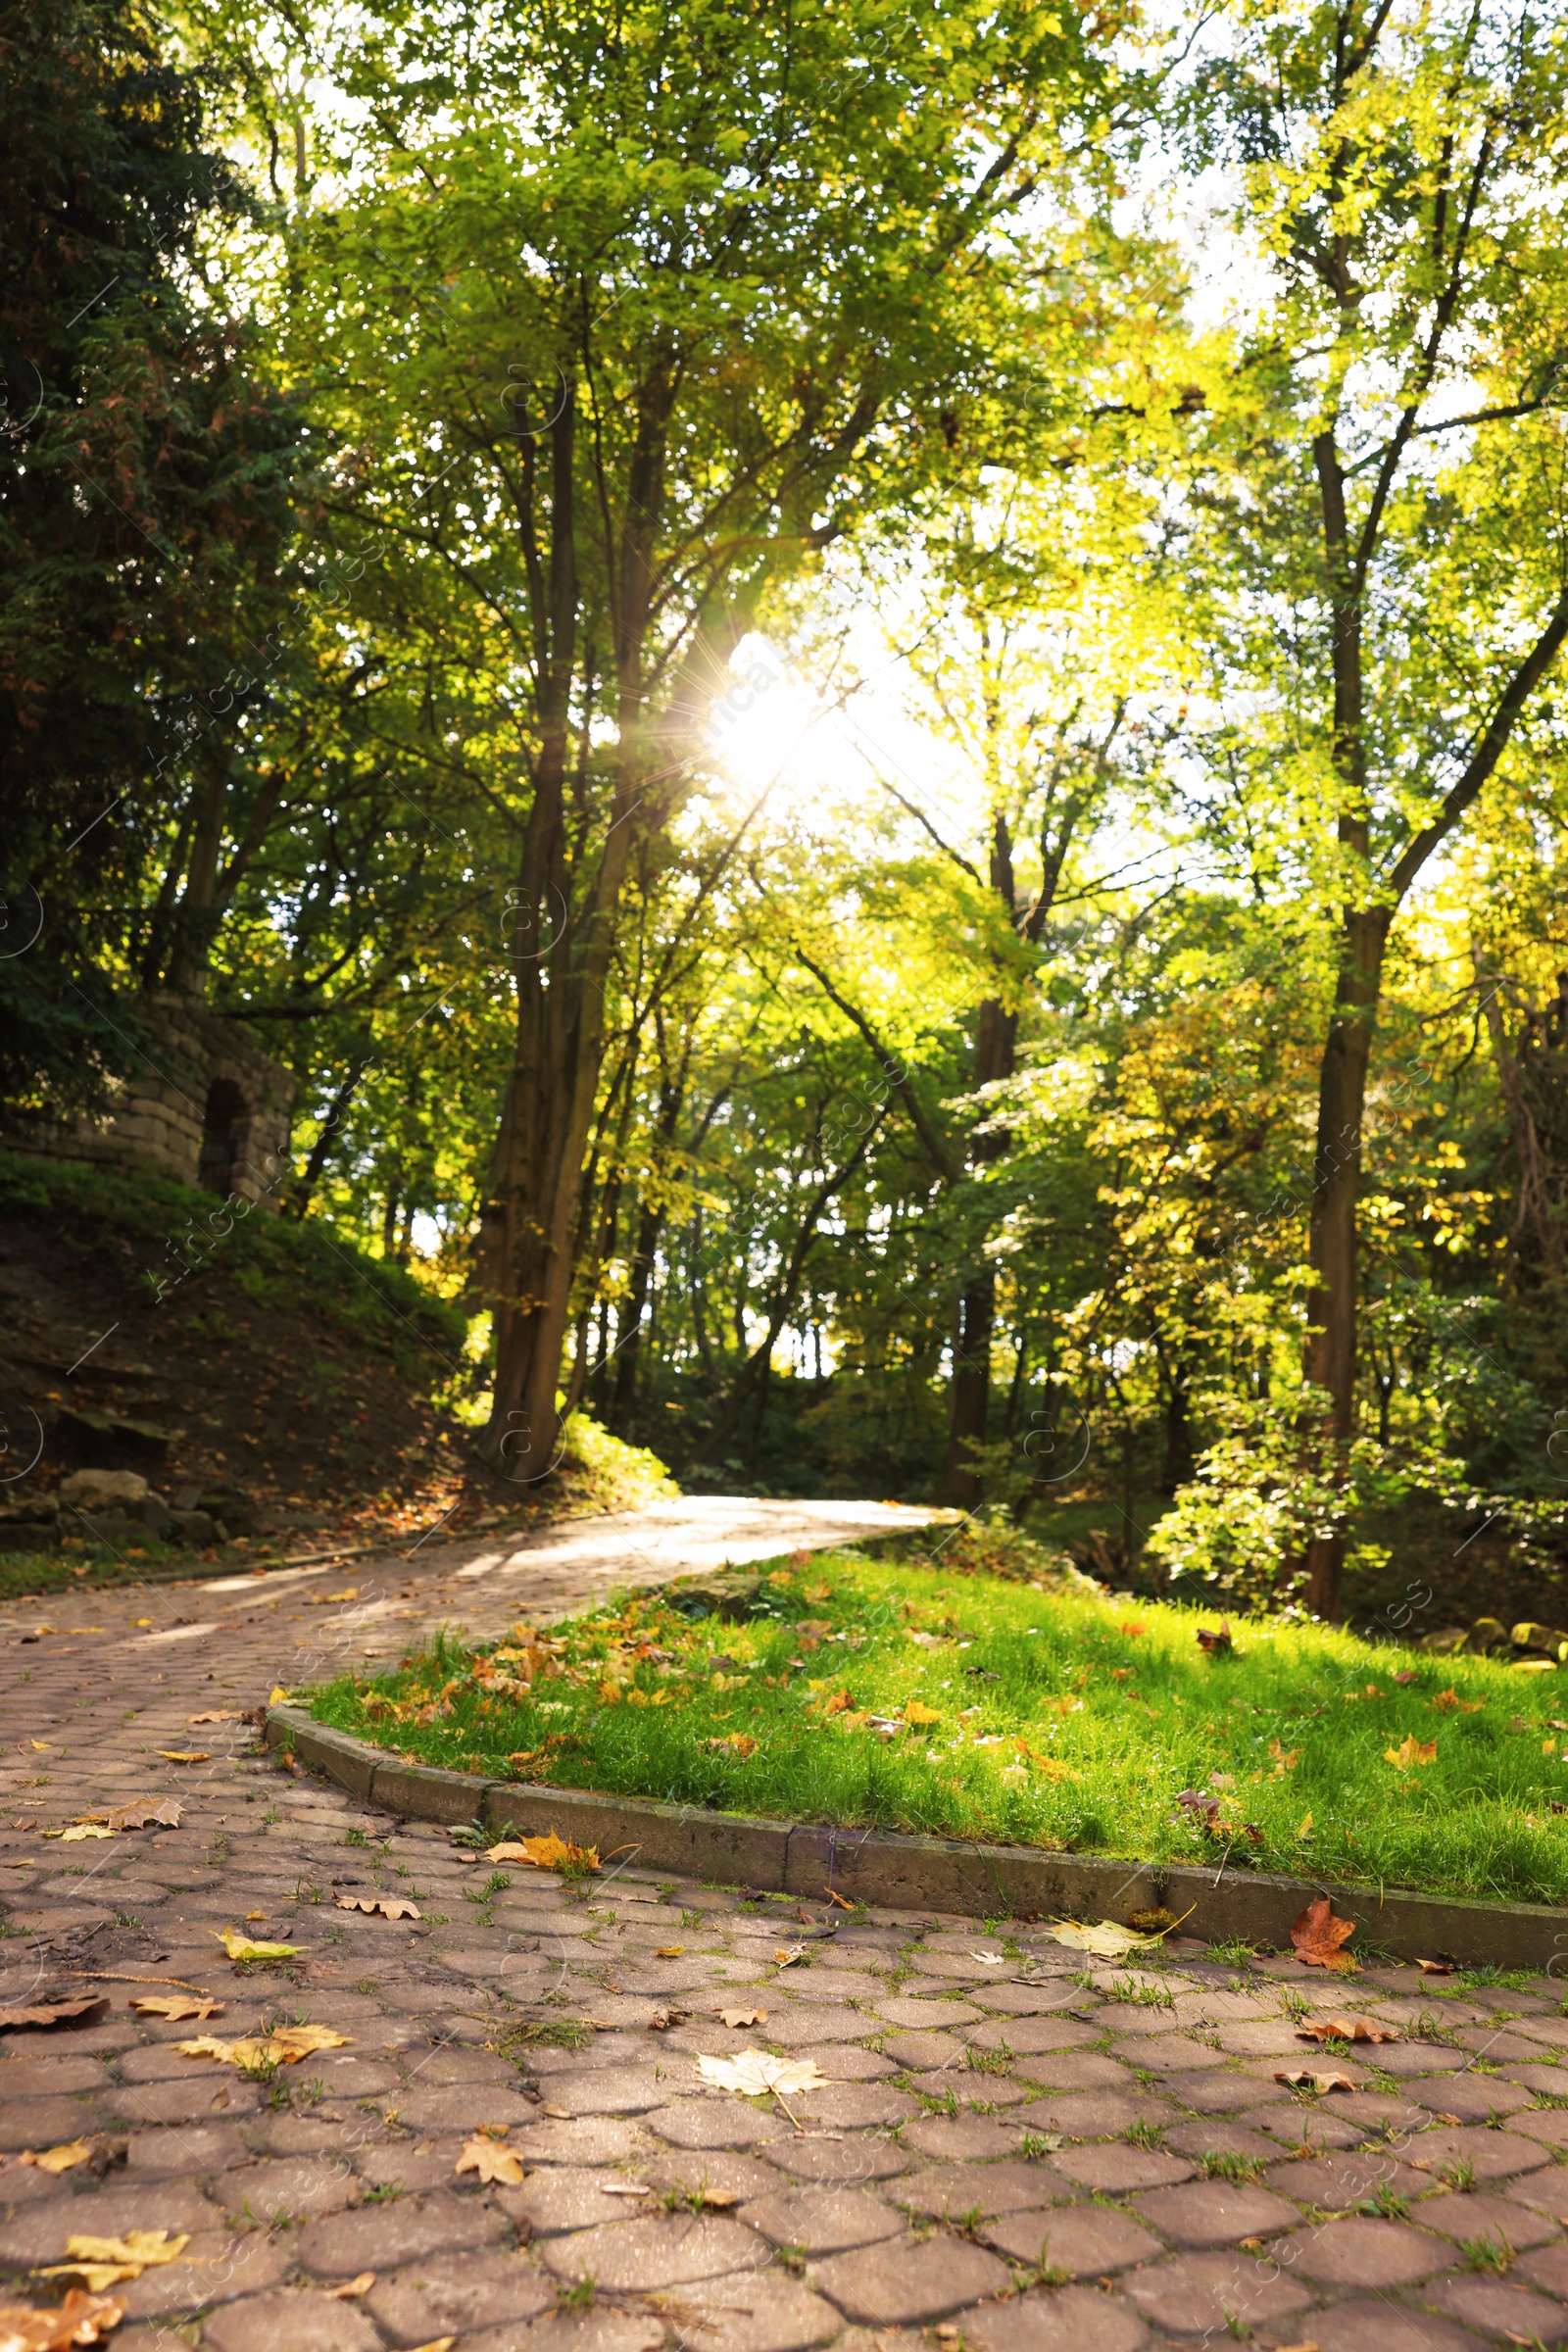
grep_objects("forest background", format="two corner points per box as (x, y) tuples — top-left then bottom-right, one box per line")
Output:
(6, 0), (1568, 1629)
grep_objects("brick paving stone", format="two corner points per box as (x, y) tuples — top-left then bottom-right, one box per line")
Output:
(1212, 2023), (1319, 2056)
(213, 2155), (360, 2219)
(540, 2211), (768, 2286)
(808, 2230), (1011, 2322)
(1405, 2075), (1534, 2121)
(106, 2076), (264, 2125)
(1451, 2029), (1546, 2061)
(796, 2043), (898, 2081)
(642, 2152), (788, 2202)
(901, 2115), (1024, 2161)
(737, 2185), (904, 2253)
(982, 2203), (1163, 2273)
(1111, 2037), (1230, 2075)
(1425, 2274), (1568, 2340)
(1010, 2054), (1132, 2093)
(410, 2043), (520, 2084)
(1129, 2180), (1298, 2248)
(124, 2122), (251, 2174)
(906, 2068), (1031, 2109)
(893, 2160), (1068, 2221)
(1305, 2299), (1490, 2352)
(118, 2226), (292, 2321)
(515, 2117), (648, 2165)
(0, 2056), (111, 2095)
(352, 2138), (470, 2192)
(1368, 2043), (1473, 2075)
(1509, 2105), (1568, 2148)
(1518, 2241), (1568, 2293)
(202, 2287), (384, 2350)
(963, 2284), (1149, 2352)
(793, 2082), (919, 2129)
(1152, 2070), (1287, 2114)
(968, 2016), (1102, 2054)
(471, 2315), (665, 2352)
(531, 2065), (680, 2116)
(499, 2164), (665, 2233)
(1419, 2190), (1561, 2251)
(0, 2179), (223, 2268)
(0, 2096), (109, 2149)
(1163, 2122), (1279, 2165)
(363, 2245), (555, 2340)
(646, 2101), (789, 2150)
(1014, 2093), (1176, 2139)
(766, 2137), (910, 2183)
(871, 1997), (984, 2030)
(1250, 2108), (1367, 2151)
(1119, 2250), (1313, 2336)
(295, 2184), (507, 2275)
(1265, 2150), (1432, 2205)
(662, 2268), (841, 2352)
(1405, 2123), (1550, 2180)
(390, 2082), (540, 2132)
(883, 2031), (969, 2069)
(759, 2007), (879, 2046)
(1051, 2148), (1196, 2193)
(1280, 2215), (1449, 2284)
(1502, 2064), (1568, 2097)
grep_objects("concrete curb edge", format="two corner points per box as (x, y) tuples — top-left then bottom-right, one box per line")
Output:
(264, 1705), (1568, 1972)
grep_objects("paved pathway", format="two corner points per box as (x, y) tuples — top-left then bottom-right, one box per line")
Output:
(3, 1499), (1568, 2352)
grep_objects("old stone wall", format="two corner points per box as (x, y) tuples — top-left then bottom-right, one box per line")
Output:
(8, 994), (295, 1207)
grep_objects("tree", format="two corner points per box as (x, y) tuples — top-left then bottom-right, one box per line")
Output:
(283, 0), (1121, 1480)
(1176, 0), (1568, 1614)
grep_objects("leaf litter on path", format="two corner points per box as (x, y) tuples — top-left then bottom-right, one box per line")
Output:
(335, 1894), (420, 1919)
(177, 2024), (348, 2070)
(1046, 1919), (1166, 1960)
(1275, 2067), (1356, 2094)
(1290, 1894), (1356, 1971)
(486, 1833), (598, 1872)
(131, 1994), (222, 2021)
(211, 1928), (298, 1962)
(696, 2052), (825, 2097)
(38, 2230), (190, 2291)
(456, 2132), (525, 2185)
(0, 2288), (126, 2348)
(0, 1996), (108, 2034)
(1298, 2014), (1400, 2043)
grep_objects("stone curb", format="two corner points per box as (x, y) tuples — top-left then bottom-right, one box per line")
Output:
(265, 1705), (1568, 1970)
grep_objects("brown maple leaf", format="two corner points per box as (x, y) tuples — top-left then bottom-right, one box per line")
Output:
(1274, 2066), (1356, 2094)
(1297, 2014), (1399, 2043)
(1290, 1892), (1356, 1971)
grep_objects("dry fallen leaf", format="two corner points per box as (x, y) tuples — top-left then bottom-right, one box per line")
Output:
(1289, 1893), (1356, 1972)
(335, 1895), (421, 1920)
(718, 2007), (767, 2029)
(130, 1994), (222, 2022)
(1197, 1620), (1235, 1654)
(38, 2230), (190, 2292)
(774, 1944), (808, 1967)
(647, 2006), (688, 2031)
(212, 1928), (298, 1962)
(655, 1945), (685, 1959)
(177, 2024), (348, 2071)
(696, 2051), (826, 2097)
(904, 1700), (941, 1726)
(186, 1711), (239, 1726)
(17, 2141), (95, 2177)
(1274, 2068), (1356, 2095)
(0, 1995), (108, 2034)
(74, 1799), (182, 1834)
(269, 1686), (290, 1706)
(1385, 1734), (1438, 1770)
(327, 2274), (376, 2300)
(1047, 1918), (1165, 1960)
(54, 1826), (115, 1843)
(484, 1833), (598, 1872)
(1297, 2015), (1400, 2044)
(1414, 1957), (1454, 1976)
(156, 1751), (210, 1765)
(0, 2288), (126, 2349)
(455, 2133), (525, 2185)
(404, 2339), (456, 2352)
(1429, 1689), (1484, 1714)
(600, 2182), (652, 2199)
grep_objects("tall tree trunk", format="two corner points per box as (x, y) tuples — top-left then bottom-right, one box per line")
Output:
(1301, 906), (1388, 1618)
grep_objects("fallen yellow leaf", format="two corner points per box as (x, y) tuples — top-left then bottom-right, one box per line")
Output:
(327, 2273), (376, 2300)
(131, 1995), (222, 2022)
(1297, 1812), (1313, 1838)
(696, 2051), (824, 2096)
(55, 1826), (115, 1843)
(904, 1700), (940, 1726)
(598, 1680), (621, 1703)
(245, 1912), (267, 1923)
(718, 2007), (767, 2028)
(19, 2140), (95, 2176)
(455, 2133), (525, 2184)
(177, 2024), (348, 2072)
(656, 1946), (685, 1959)
(157, 1751), (210, 1765)
(38, 2230), (190, 2292)
(1385, 1734), (1438, 1770)
(212, 1928), (298, 1962)
(186, 1711), (239, 1726)
(269, 1687), (289, 1706)
(485, 1832), (598, 1872)
(335, 1895), (420, 1920)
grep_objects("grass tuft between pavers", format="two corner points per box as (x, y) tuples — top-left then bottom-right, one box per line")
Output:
(303, 1545), (1568, 1907)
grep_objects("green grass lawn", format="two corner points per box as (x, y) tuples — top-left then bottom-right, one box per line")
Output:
(302, 1546), (1568, 1907)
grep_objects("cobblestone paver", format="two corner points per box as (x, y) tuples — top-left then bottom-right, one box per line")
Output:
(3, 1535), (1568, 2351)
